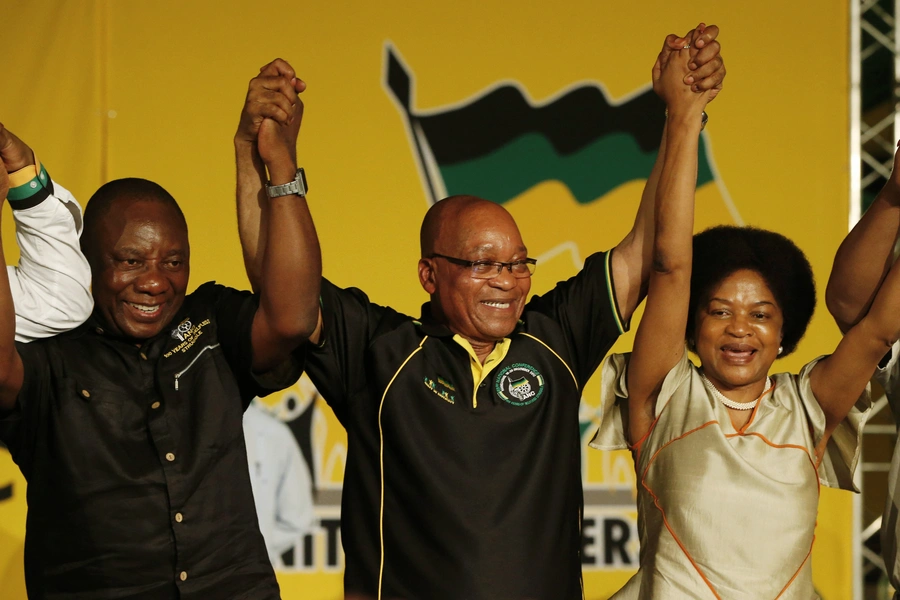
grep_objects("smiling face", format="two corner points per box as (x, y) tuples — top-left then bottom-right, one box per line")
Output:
(693, 269), (784, 397)
(89, 199), (190, 340)
(419, 198), (530, 347)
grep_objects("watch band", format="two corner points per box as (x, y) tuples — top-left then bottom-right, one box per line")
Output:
(266, 168), (308, 198)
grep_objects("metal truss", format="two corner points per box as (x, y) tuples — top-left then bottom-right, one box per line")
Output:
(853, 2), (900, 598)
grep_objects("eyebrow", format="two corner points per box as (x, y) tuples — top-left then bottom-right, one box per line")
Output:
(708, 297), (777, 307)
(470, 244), (528, 255)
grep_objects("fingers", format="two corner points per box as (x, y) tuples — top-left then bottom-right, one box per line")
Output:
(258, 58), (296, 81)
(687, 56), (725, 91)
(693, 23), (719, 50)
(247, 75), (299, 125)
(664, 33), (685, 50)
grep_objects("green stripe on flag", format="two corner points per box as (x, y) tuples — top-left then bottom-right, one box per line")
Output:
(438, 132), (714, 205)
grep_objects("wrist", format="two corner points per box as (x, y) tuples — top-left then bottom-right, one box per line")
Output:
(665, 107), (708, 130)
(263, 152), (298, 185)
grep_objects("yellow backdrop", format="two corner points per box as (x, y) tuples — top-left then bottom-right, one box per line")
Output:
(0, 1), (852, 599)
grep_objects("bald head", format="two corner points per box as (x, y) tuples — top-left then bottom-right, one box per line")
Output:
(417, 194), (531, 350)
(82, 178), (187, 264)
(420, 195), (520, 258)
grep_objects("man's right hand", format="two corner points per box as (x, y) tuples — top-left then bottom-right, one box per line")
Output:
(235, 59), (306, 147)
(0, 124), (35, 173)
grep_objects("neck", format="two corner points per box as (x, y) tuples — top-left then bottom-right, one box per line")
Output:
(469, 339), (497, 364)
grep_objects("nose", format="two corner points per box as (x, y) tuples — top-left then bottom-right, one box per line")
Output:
(133, 264), (168, 294)
(488, 267), (517, 291)
(725, 314), (751, 337)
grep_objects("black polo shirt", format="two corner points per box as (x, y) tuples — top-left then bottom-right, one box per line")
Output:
(0, 282), (301, 600)
(306, 251), (626, 600)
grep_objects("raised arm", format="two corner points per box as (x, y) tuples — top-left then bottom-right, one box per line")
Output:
(812, 145), (900, 441)
(625, 41), (713, 444)
(0, 125), (93, 341)
(243, 62), (323, 372)
(812, 237), (900, 439)
(825, 149), (900, 332)
(235, 60), (306, 293)
(0, 158), (25, 410)
(612, 23), (725, 321)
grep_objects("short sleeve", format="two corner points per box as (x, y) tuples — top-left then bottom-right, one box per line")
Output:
(796, 356), (873, 491)
(525, 251), (629, 386)
(204, 283), (304, 404)
(875, 341), (900, 409)
(589, 349), (693, 451)
(303, 278), (389, 425)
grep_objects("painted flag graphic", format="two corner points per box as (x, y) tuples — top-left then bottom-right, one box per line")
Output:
(385, 43), (715, 205)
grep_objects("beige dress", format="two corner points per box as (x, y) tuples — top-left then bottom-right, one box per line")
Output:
(591, 352), (872, 599)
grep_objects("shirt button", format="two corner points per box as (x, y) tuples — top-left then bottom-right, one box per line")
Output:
(175, 512), (183, 523)
(165, 452), (175, 462)
(140, 352), (148, 360)
(80, 389), (91, 398)
(179, 571), (188, 581)
(151, 401), (161, 410)
(94, 327), (104, 335)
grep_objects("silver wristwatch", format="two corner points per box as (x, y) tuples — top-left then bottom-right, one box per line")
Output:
(266, 168), (308, 198)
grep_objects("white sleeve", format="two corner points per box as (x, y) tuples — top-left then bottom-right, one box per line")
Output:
(9, 179), (93, 342)
(271, 424), (315, 555)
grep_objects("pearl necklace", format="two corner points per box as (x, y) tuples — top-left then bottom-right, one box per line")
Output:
(700, 373), (772, 411)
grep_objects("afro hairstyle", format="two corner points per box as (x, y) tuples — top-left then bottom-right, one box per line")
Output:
(686, 225), (816, 357)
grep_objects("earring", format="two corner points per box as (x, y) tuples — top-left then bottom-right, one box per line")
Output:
(778, 346), (783, 355)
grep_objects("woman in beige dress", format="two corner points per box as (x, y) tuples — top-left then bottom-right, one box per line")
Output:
(592, 37), (900, 599)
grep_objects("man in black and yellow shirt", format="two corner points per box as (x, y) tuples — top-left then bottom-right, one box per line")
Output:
(237, 33), (726, 599)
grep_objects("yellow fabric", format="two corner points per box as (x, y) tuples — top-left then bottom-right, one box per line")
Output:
(453, 334), (511, 407)
(7, 160), (40, 188)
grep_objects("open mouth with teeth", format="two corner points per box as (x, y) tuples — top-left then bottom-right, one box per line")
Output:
(481, 300), (511, 309)
(720, 344), (758, 363)
(126, 301), (164, 318)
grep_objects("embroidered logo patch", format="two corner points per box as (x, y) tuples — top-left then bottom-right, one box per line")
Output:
(424, 375), (456, 404)
(164, 318), (211, 358)
(495, 363), (545, 406)
(171, 320), (194, 342)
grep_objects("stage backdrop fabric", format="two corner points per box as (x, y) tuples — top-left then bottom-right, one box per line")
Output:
(0, 1), (852, 599)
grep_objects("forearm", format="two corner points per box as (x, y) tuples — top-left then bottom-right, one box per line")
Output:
(653, 112), (700, 273)
(235, 139), (269, 293)
(256, 158), (322, 362)
(611, 124), (668, 321)
(826, 181), (900, 331)
(626, 112), (700, 438)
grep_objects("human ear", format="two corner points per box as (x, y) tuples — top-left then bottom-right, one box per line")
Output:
(418, 258), (436, 294)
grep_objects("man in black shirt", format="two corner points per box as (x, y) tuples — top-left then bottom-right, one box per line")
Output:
(238, 33), (725, 600)
(0, 65), (320, 599)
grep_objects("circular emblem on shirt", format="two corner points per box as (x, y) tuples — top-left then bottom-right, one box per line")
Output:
(495, 363), (545, 406)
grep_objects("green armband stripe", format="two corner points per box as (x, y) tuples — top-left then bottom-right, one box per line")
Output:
(7, 164), (54, 209)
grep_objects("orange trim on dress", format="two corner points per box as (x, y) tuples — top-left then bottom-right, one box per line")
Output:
(775, 535), (815, 599)
(641, 411), (822, 598)
(729, 381), (776, 433)
(640, 420), (722, 598)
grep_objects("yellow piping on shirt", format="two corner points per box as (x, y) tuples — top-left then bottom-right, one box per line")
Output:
(378, 336), (428, 600)
(520, 333), (578, 388)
